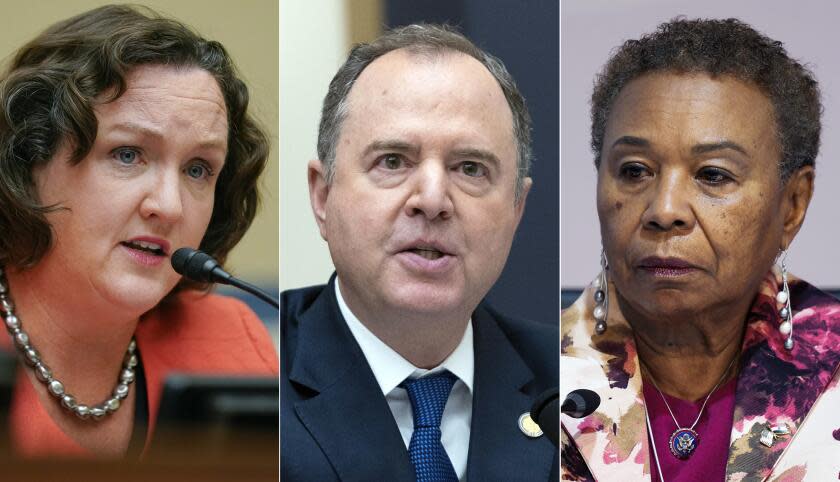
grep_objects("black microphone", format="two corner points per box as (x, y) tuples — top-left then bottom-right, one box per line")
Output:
(171, 248), (278, 309)
(561, 389), (600, 419)
(530, 387), (559, 446)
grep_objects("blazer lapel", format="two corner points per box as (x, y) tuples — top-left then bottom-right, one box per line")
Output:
(288, 281), (414, 482)
(726, 280), (840, 480)
(466, 306), (556, 481)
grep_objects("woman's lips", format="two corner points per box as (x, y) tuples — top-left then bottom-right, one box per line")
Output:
(120, 241), (168, 267)
(637, 257), (699, 277)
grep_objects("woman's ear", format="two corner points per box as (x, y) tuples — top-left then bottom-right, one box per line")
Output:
(780, 166), (815, 249)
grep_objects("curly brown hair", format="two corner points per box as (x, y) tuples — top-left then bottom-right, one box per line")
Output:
(0, 4), (269, 292)
(591, 17), (821, 182)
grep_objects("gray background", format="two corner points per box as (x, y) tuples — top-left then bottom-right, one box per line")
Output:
(561, 0), (840, 289)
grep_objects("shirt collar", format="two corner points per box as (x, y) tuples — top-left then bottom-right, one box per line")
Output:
(335, 278), (474, 396)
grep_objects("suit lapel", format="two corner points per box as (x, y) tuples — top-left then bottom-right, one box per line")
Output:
(288, 281), (414, 482)
(466, 306), (556, 481)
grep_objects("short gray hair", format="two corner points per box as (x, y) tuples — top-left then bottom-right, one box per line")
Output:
(317, 23), (532, 201)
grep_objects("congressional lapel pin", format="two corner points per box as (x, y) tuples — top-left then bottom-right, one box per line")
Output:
(760, 423), (791, 448)
(518, 412), (543, 438)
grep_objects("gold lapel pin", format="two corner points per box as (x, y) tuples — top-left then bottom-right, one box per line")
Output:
(518, 412), (543, 438)
(760, 423), (791, 448)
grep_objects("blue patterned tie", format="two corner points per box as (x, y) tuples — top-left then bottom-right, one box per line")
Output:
(401, 372), (459, 482)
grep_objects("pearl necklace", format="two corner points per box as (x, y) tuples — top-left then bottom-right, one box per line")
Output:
(645, 355), (737, 460)
(0, 267), (137, 421)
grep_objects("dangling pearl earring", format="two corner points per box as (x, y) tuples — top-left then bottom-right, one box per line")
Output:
(776, 250), (794, 351)
(593, 249), (608, 335)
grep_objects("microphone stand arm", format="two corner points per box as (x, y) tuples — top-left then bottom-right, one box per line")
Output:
(213, 269), (279, 309)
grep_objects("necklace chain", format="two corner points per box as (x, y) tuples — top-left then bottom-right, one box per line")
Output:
(0, 266), (136, 421)
(648, 353), (736, 431)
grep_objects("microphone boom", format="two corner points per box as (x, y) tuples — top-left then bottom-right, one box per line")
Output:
(171, 248), (279, 309)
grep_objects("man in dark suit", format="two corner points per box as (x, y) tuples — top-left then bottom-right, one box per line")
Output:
(281, 24), (558, 481)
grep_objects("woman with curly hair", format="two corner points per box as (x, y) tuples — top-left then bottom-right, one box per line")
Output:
(562, 18), (838, 481)
(0, 5), (276, 457)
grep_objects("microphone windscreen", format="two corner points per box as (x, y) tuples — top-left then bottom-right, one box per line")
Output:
(171, 247), (216, 282)
(561, 389), (600, 419)
(171, 247), (194, 275)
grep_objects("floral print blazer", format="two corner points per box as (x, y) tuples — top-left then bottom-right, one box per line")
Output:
(561, 272), (840, 481)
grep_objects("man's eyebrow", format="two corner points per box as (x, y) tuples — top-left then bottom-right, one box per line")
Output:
(451, 147), (501, 169)
(610, 135), (650, 149)
(690, 141), (749, 156)
(363, 139), (420, 157)
(362, 140), (502, 168)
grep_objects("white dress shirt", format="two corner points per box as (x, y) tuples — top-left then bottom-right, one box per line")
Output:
(335, 280), (474, 481)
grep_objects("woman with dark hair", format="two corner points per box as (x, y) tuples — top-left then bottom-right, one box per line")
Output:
(561, 18), (839, 481)
(0, 5), (276, 457)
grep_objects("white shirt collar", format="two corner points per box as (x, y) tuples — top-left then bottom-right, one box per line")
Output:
(335, 278), (474, 397)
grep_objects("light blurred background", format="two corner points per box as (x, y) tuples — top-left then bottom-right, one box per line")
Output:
(562, 0), (840, 298)
(0, 0), (279, 326)
(281, 0), (559, 324)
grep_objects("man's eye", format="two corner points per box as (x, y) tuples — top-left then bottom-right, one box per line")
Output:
(379, 154), (404, 170)
(618, 162), (650, 181)
(460, 161), (487, 178)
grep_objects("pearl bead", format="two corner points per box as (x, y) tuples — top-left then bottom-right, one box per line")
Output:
(114, 383), (129, 399)
(48, 380), (64, 397)
(61, 395), (77, 410)
(14, 331), (29, 348)
(90, 407), (106, 419)
(125, 354), (138, 369)
(595, 321), (607, 334)
(593, 306), (606, 321)
(779, 321), (792, 335)
(594, 290), (605, 303)
(779, 307), (789, 319)
(105, 398), (121, 412)
(74, 404), (91, 419)
(784, 338), (794, 350)
(776, 291), (788, 304)
(24, 347), (39, 366)
(592, 277), (602, 288)
(35, 363), (51, 382)
(4, 314), (19, 331)
(120, 369), (135, 384)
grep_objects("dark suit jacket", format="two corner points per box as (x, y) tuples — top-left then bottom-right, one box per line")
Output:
(281, 277), (558, 481)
